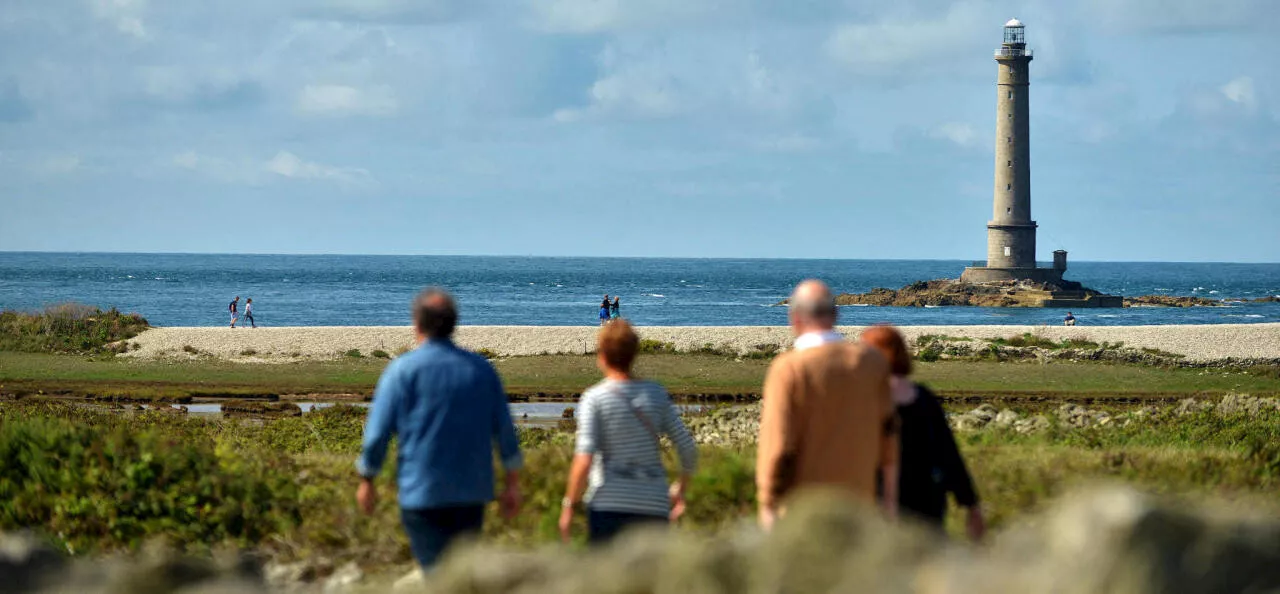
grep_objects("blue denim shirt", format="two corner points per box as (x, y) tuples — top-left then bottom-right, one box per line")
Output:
(356, 339), (523, 509)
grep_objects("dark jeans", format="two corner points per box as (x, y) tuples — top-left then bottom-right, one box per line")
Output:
(243, 313), (255, 328)
(587, 509), (666, 544)
(400, 504), (486, 569)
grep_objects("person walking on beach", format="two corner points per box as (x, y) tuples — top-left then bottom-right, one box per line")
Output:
(228, 296), (240, 328)
(860, 325), (985, 542)
(560, 319), (698, 544)
(756, 279), (898, 530)
(599, 295), (612, 325)
(610, 296), (621, 320)
(242, 298), (256, 328)
(1064, 312), (1077, 326)
(356, 288), (523, 570)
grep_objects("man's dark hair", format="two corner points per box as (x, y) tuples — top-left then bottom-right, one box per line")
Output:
(413, 288), (458, 339)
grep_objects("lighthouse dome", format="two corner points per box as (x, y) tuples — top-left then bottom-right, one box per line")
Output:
(1004, 18), (1024, 27)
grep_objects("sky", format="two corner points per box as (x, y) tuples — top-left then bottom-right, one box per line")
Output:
(0, 0), (1277, 262)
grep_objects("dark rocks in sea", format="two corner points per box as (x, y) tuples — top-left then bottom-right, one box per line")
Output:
(1123, 295), (1224, 308)
(816, 279), (1122, 308)
(796, 279), (1229, 309)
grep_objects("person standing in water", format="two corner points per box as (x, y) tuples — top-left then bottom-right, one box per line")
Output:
(229, 296), (240, 328)
(610, 296), (621, 320)
(243, 298), (256, 328)
(599, 295), (612, 326)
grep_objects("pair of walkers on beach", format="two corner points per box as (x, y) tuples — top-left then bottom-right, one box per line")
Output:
(228, 296), (256, 328)
(356, 281), (983, 571)
(599, 294), (620, 325)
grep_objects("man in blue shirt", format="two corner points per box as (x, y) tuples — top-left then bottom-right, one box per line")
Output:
(356, 288), (523, 569)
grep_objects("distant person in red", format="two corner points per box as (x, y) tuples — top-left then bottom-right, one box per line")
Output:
(243, 298), (256, 328)
(229, 296), (240, 328)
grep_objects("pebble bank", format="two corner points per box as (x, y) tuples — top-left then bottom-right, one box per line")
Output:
(122, 323), (1280, 363)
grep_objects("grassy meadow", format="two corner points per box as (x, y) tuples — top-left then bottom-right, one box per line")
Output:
(2, 305), (1279, 573)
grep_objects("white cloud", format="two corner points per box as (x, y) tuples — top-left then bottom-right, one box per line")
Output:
(932, 122), (980, 148)
(296, 84), (399, 117)
(1221, 76), (1257, 109)
(553, 49), (688, 122)
(171, 150), (370, 186)
(524, 0), (712, 33)
(91, 0), (148, 39)
(264, 151), (370, 184)
(825, 4), (990, 77)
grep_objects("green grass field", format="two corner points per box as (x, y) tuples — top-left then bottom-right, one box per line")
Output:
(1, 351), (1277, 400)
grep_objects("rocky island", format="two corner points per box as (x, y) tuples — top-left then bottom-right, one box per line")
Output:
(779, 279), (1247, 308)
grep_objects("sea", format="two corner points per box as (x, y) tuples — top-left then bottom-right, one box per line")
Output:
(1, 253), (1278, 327)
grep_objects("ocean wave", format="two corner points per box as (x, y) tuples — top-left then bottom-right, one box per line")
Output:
(1154, 288), (1171, 292)
(644, 294), (665, 298)
(923, 305), (941, 308)
(1095, 314), (1118, 318)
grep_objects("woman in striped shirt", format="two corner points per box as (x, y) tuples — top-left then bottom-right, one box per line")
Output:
(560, 319), (699, 544)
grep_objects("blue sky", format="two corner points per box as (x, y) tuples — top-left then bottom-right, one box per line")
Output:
(0, 0), (1276, 262)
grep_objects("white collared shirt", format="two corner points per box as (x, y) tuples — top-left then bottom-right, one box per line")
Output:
(793, 330), (845, 351)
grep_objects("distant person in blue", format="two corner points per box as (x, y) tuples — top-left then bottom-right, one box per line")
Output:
(356, 288), (523, 570)
(1064, 312), (1076, 326)
(610, 296), (621, 320)
(228, 296), (239, 328)
(243, 298), (256, 328)
(600, 294), (612, 325)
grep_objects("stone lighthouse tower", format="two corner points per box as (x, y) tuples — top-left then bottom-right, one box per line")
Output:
(963, 19), (1065, 285)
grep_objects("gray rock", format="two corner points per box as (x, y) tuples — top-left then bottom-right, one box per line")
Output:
(994, 409), (1020, 427)
(323, 561), (363, 593)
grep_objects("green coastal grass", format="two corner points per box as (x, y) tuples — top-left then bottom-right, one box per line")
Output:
(2, 352), (1278, 399)
(0, 305), (149, 354)
(3, 401), (1280, 568)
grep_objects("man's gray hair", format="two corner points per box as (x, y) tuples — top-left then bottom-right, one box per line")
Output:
(790, 294), (838, 320)
(413, 288), (458, 338)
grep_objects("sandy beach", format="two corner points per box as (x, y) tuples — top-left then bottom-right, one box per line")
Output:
(123, 323), (1280, 363)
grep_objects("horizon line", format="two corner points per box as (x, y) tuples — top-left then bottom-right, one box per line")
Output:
(0, 250), (1278, 266)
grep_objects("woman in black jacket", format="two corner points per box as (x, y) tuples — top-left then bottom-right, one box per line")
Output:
(862, 325), (985, 541)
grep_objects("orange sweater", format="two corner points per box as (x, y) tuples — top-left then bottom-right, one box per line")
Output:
(756, 340), (896, 509)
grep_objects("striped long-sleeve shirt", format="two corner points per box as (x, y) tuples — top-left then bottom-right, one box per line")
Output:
(575, 379), (698, 516)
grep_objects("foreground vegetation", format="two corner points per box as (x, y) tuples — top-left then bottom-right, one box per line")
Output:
(2, 400), (1278, 570)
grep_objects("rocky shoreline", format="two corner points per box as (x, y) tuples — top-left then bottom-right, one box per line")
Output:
(803, 278), (1272, 308)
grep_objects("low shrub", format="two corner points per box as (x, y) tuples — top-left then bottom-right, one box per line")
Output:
(182, 345), (199, 355)
(475, 348), (499, 360)
(0, 403), (301, 552)
(1060, 338), (1101, 350)
(371, 349), (391, 359)
(638, 339), (677, 354)
(993, 333), (1059, 349)
(344, 349), (363, 359)
(0, 304), (149, 354)
(239, 349), (258, 357)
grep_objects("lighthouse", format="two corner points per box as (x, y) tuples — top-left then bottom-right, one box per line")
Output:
(962, 19), (1066, 285)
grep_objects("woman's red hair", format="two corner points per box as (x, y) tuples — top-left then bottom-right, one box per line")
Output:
(859, 325), (912, 376)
